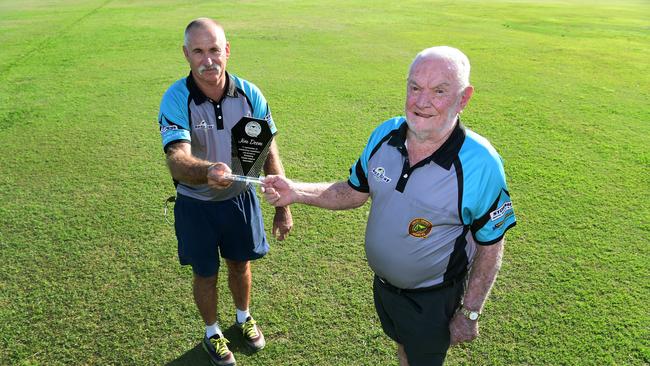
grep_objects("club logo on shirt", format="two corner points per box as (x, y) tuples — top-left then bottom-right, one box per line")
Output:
(408, 218), (433, 238)
(245, 121), (262, 137)
(194, 120), (214, 130)
(490, 201), (513, 221)
(160, 125), (178, 134)
(372, 167), (391, 183)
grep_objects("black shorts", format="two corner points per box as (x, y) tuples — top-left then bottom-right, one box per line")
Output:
(174, 186), (269, 277)
(373, 275), (465, 366)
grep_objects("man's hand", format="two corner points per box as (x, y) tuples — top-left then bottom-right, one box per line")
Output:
(272, 206), (293, 241)
(449, 311), (479, 346)
(262, 175), (295, 207)
(207, 162), (233, 189)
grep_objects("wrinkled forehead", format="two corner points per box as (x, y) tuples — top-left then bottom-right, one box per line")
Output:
(408, 58), (460, 86)
(186, 25), (227, 48)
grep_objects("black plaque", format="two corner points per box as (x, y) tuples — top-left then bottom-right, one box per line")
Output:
(231, 117), (275, 177)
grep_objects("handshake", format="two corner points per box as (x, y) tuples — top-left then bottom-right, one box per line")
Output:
(207, 162), (365, 218)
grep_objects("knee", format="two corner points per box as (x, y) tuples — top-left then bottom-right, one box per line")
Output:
(194, 274), (217, 287)
(226, 260), (250, 276)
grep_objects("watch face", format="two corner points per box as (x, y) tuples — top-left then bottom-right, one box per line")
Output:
(469, 312), (479, 320)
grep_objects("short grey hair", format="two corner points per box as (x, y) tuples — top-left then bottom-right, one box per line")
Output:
(409, 46), (471, 89)
(183, 17), (224, 48)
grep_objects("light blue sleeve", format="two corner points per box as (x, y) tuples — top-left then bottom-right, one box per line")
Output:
(460, 132), (516, 244)
(158, 79), (191, 152)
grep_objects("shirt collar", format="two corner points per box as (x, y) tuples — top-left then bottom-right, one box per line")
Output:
(387, 117), (466, 170)
(186, 71), (238, 105)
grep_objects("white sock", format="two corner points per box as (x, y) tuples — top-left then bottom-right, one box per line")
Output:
(205, 322), (222, 338)
(236, 308), (250, 324)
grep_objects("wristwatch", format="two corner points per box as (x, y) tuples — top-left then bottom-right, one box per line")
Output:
(460, 306), (481, 321)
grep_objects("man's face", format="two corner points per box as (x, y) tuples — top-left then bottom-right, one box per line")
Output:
(404, 58), (471, 136)
(183, 25), (230, 85)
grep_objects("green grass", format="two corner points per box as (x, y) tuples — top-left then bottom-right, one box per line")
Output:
(1, 0), (648, 365)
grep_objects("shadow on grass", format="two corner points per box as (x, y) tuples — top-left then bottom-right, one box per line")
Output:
(166, 325), (256, 366)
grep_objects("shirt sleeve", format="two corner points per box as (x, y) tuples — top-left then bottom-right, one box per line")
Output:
(347, 133), (376, 193)
(463, 152), (517, 245)
(255, 99), (277, 136)
(158, 84), (191, 152)
(348, 118), (405, 192)
(471, 187), (516, 244)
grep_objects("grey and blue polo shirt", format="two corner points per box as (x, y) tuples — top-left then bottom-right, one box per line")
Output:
(158, 72), (276, 201)
(349, 117), (516, 289)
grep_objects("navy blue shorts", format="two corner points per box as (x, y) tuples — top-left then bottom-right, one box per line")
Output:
(173, 186), (269, 277)
(373, 276), (465, 366)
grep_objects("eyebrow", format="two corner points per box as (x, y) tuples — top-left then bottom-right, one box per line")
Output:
(408, 80), (452, 89)
(431, 82), (451, 89)
(191, 44), (222, 51)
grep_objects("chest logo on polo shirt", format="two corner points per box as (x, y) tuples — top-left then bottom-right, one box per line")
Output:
(371, 167), (391, 183)
(408, 218), (433, 238)
(194, 119), (214, 130)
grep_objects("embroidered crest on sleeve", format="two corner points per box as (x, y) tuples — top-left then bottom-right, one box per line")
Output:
(490, 201), (512, 221)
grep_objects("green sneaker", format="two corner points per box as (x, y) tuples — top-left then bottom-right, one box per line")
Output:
(202, 334), (236, 366)
(236, 316), (266, 351)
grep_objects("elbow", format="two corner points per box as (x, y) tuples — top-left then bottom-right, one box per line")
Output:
(336, 197), (368, 210)
(166, 160), (182, 182)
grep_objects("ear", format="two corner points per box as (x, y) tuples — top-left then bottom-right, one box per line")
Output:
(182, 45), (190, 62)
(458, 85), (474, 112)
(225, 41), (231, 59)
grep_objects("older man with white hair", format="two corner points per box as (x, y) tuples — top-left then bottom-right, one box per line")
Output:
(257, 46), (517, 365)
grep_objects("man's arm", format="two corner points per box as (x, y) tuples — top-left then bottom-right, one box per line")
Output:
(262, 140), (293, 240)
(165, 142), (231, 189)
(263, 176), (369, 210)
(449, 239), (504, 345)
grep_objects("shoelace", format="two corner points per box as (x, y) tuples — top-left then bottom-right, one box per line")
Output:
(210, 337), (230, 357)
(242, 319), (259, 339)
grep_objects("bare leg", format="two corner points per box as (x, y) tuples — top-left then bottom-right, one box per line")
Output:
(226, 260), (251, 312)
(193, 274), (218, 325)
(397, 343), (410, 366)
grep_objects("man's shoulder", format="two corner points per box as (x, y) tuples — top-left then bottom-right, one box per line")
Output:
(463, 129), (500, 156)
(371, 116), (406, 137)
(163, 77), (189, 96)
(378, 116), (406, 128)
(229, 73), (264, 97)
(160, 77), (190, 110)
(460, 128), (505, 173)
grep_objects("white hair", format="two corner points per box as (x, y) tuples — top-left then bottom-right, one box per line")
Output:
(409, 46), (471, 89)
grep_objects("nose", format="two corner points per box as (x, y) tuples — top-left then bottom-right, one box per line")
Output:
(415, 91), (431, 108)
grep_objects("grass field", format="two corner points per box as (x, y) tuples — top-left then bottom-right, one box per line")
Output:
(1, 0), (648, 365)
